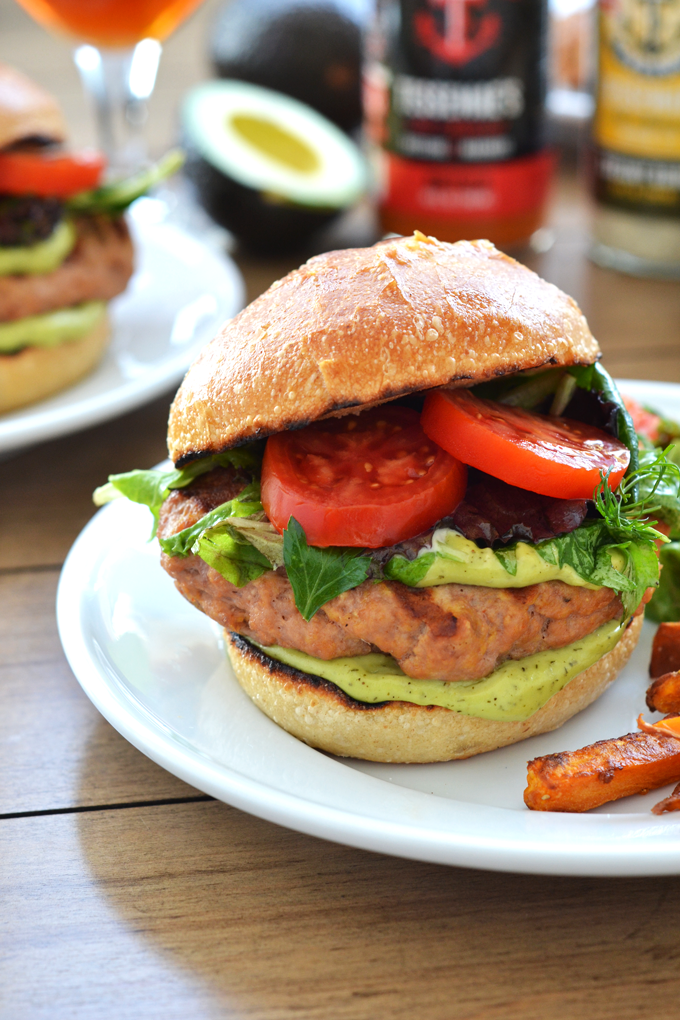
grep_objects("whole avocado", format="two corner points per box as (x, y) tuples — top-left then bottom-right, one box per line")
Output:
(185, 150), (340, 255)
(210, 0), (363, 133)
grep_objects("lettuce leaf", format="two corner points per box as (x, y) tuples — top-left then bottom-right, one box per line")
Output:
(159, 482), (264, 557)
(93, 445), (262, 534)
(226, 516), (284, 568)
(68, 150), (184, 215)
(158, 482), (273, 588)
(192, 527), (273, 587)
(282, 517), (372, 621)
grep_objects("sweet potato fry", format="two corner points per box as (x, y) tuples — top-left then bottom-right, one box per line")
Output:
(524, 730), (680, 812)
(650, 622), (680, 678)
(646, 671), (680, 713)
(652, 782), (680, 815)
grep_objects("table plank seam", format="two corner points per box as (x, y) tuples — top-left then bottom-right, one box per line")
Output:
(0, 563), (63, 576)
(0, 794), (214, 821)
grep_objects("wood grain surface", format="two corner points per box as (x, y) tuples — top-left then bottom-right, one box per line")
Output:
(2, 2), (680, 1017)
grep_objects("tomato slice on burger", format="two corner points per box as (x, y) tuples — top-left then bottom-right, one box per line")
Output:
(261, 405), (467, 548)
(0, 149), (106, 198)
(421, 388), (630, 500)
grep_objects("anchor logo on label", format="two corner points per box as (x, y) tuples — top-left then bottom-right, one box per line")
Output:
(414, 0), (502, 66)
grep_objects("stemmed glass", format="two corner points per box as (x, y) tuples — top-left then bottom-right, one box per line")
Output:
(13, 0), (205, 175)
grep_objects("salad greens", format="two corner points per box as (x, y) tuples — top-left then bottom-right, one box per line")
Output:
(93, 376), (680, 621)
(93, 445), (262, 533)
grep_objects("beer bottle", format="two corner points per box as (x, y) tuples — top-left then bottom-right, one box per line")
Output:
(592, 0), (680, 277)
(363, 0), (553, 247)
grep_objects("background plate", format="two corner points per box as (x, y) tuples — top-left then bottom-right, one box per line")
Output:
(0, 201), (244, 455)
(57, 379), (680, 876)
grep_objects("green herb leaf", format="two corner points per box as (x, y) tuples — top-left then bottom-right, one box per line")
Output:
(68, 150), (184, 214)
(93, 445), (263, 535)
(594, 446), (679, 544)
(192, 525), (272, 587)
(647, 541), (680, 622)
(383, 552), (435, 586)
(159, 482), (263, 558)
(282, 517), (372, 621)
(227, 516), (284, 568)
(493, 546), (518, 576)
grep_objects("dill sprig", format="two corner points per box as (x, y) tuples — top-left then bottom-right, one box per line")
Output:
(594, 446), (680, 543)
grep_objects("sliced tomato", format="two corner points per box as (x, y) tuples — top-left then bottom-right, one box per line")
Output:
(261, 405), (467, 548)
(421, 388), (630, 500)
(0, 150), (106, 198)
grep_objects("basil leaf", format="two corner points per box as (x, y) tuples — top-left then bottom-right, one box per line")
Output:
(193, 525), (272, 587)
(493, 546), (518, 576)
(383, 552), (435, 586)
(68, 150), (184, 214)
(282, 517), (372, 621)
(159, 482), (263, 557)
(647, 541), (680, 622)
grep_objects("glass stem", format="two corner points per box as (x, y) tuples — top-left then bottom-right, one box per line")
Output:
(74, 39), (162, 177)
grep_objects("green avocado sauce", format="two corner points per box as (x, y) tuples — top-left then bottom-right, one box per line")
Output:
(386, 529), (600, 589)
(255, 618), (626, 721)
(0, 219), (76, 277)
(0, 300), (106, 354)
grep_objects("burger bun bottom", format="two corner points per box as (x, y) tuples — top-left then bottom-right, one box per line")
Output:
(226, 613), (643, 762)
(0, 314), (109, 414)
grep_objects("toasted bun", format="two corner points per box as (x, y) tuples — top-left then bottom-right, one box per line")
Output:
(168, 233), (600, 466)
(226, 613), (643, 763)
(0, 314), (109, 414)
(0, 64), (67, 149)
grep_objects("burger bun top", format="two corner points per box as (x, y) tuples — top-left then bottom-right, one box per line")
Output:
(0, 63), (67, 149)
(168, 232), (600, 466)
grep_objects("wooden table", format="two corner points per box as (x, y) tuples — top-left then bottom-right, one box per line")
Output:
(3, 4), (680, 1017)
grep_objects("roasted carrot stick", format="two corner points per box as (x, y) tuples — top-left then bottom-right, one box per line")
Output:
(646, 671), (680, 713)
(650, 622), (680, 678)
(652, 782), (680, 815)
(524, 729), (680, 812)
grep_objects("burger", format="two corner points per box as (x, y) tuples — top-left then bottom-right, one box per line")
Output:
(96, 232), (678, 763)
(0, 63), (181, 414)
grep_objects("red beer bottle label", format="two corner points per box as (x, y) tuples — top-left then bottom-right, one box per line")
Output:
(364, 0), (553, 241)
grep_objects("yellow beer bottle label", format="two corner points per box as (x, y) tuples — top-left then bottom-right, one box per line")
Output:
(594, 0), (680, 213)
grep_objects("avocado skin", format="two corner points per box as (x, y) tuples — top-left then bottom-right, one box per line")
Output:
(210, 0), (362, 133)
(186, 152), (340, 255)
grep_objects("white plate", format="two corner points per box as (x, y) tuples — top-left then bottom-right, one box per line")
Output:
(57, 379), (680, 877)
(0, 202), (244, 455)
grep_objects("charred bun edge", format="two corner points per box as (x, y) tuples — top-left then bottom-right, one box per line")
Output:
(225, 614), (643, 763)
(172, 353), (598, 468)
(167, 236), (601, 467)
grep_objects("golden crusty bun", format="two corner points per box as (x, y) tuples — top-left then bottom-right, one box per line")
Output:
(168, 232), (600, 466)
(226, 614), (643, 763)
(0, 63), (67, 149)
(0, 314), (109, 414)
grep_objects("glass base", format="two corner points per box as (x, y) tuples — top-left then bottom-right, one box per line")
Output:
(591, 205), (680, 279)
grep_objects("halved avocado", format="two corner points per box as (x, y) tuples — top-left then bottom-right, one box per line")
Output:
(182, 80), (367, 254)
(210, 0), (363, 133)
